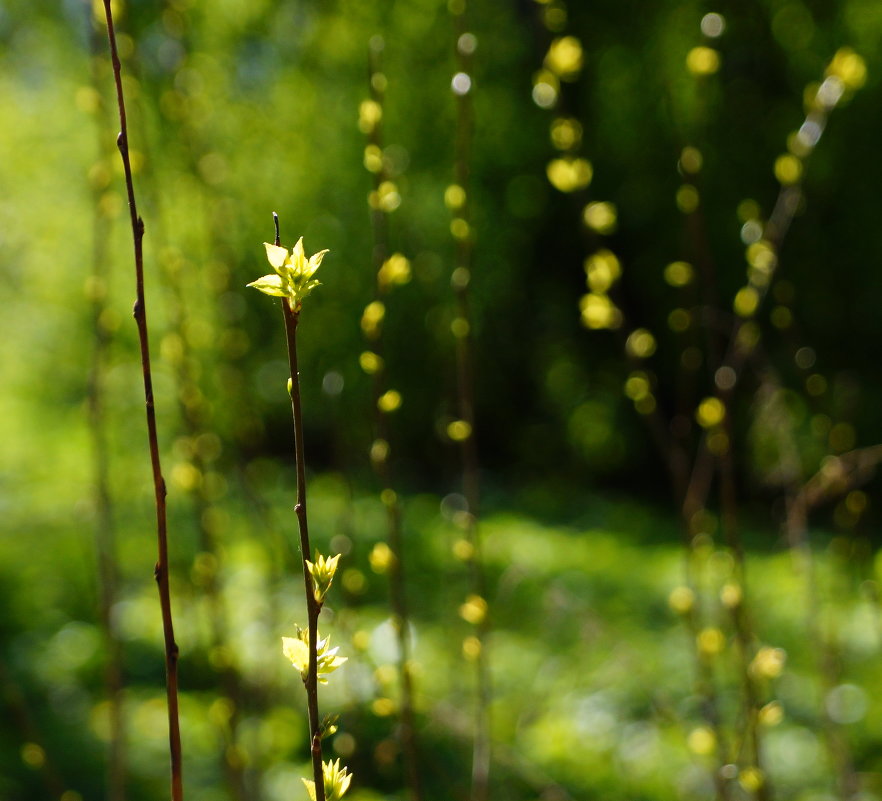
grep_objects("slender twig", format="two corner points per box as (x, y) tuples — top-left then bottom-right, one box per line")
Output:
(449, 7), (491, 800)
(674, 63), (860, 801)
(275, 214), (326, 801)
(100, 4), (183, 799)
(676, 126), (770, 801)
(361, 39), (424, 801)
(124, 19), (255, 791)
(172, 328), (248, 800)
(680, 177), (802, 525)
(159, 177), (250, 801)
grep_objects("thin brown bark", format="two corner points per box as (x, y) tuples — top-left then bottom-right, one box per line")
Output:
(680, 145), (769, 799)
(100, 4), (183, 800)
(671, 96), (841, 801)
(278, 216), (325, 801)
(362, 39), (424, 801)
(163, 218), (249, 801)
(450, 9), (491, 801)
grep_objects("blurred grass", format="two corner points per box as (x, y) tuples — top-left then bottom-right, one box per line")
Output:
(2, 465), (881, 799)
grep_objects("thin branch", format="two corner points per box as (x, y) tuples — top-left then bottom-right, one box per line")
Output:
(361, 38), (424, 801)
(450, 7), (491, 801)
(278, 216), (326, 801)
(100, 4), (183, 800)
(678, 126), (770, 801)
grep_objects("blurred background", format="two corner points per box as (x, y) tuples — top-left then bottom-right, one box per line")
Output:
(2, 0), (882, 799)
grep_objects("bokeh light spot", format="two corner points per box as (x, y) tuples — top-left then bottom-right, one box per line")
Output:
(377, 390), (402, 413)
(545, 36), (583, 80)
(696, 397), (725, 428)
(700, 13), (726, 38)
(550, 117), (582, 150)
(580, 292), (622, 329)
(444, 184), (467, 210)
(686, 46), (720, 76)
(625, 328), (657, 359)
(668, 308), (691, 332)
(547, 157), (593, 192)
(679, 146), (703, 174)
(451, 72), (472, 95)
(584, 250), (621, 292)
(583, 201), (617, 233)
(774, 154), (803, 185)
(664, 261), (693, 287)
(676, 184), (700, 213)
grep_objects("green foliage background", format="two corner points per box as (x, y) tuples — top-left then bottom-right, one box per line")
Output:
(2, 0), (882, 799)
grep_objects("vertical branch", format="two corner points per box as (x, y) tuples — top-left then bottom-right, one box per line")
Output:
(361, 38), (424, 801)
(278, 216), (326, 801)
(674, 58), (862, 799)
(674, 95), (770, 799)
(172, 340), (249, 800)
(159, 170), (251, 801)
(449, 6), (491, 801)
(100, 4), (183, 800)
(129, 8), (255, 789)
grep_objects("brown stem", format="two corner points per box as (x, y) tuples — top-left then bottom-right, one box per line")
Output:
(162, 173), (249, 801)
(671, 116), (827, 801)
(362, 40), (424, 801)
(451, 8), (491, 800)
(281, 293), (325, 801)
(100, 4), (183, 800)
